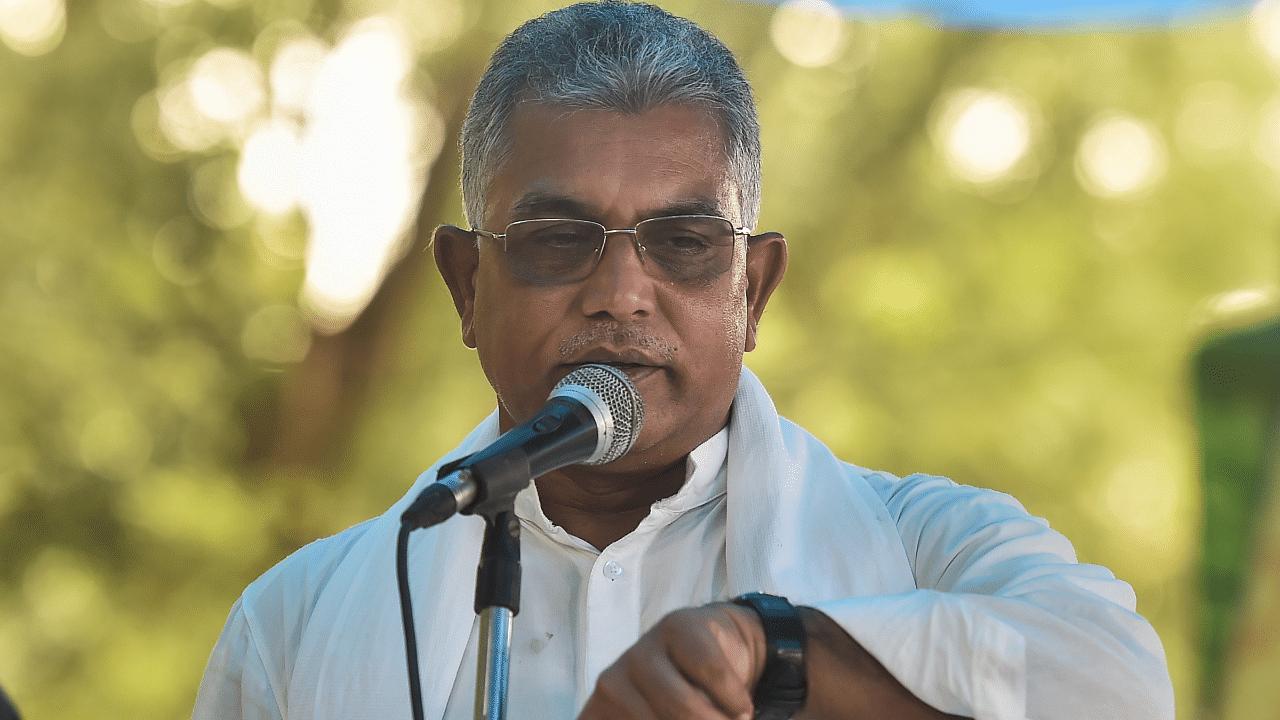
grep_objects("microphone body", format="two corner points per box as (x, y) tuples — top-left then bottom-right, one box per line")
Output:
(401, 364), (644, 528)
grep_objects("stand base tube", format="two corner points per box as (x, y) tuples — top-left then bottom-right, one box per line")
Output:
(475, 606), (513, 720)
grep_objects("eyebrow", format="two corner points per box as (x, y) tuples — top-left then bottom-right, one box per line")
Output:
(510, 194), (594, 220)
(509, 193), (726, 224)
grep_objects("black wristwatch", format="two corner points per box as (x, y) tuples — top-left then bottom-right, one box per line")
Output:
(731, 592), (807, 720)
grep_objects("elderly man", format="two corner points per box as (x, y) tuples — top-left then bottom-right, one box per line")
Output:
(193, 3), (1174, 719)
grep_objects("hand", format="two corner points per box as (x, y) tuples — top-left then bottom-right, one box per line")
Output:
(577, 602), (767, 720)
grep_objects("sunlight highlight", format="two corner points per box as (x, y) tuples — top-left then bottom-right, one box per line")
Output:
(293, 17), (440, 332)
(1206, 286), (1279, 319)
(771, 0), (846, 68)
(188, 48), (266, 127)
(238, 120), (302, 215)
(1251, 0), (1280, 67)
(269, 34), (328, 116)
(158, 76), (226, 152)
(1076, 114), (1166, 198)
(937, 89), (1033, 185)
(0, 0), (64, 55)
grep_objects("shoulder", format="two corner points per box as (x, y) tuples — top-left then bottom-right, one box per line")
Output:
(856, 467), (1044, 532)
(194, 519), (386, 720)
(237, 517), (382, 642)
(776, 415), (1032, 522)
(777, 417), (1088, 582)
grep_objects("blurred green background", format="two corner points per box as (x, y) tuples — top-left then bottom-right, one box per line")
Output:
(1, 0), (1278, 718)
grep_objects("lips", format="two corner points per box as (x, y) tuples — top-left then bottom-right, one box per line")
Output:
(561, 348), (666, 383)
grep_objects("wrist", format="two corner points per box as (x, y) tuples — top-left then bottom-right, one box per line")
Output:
(731, 592), (808, 720)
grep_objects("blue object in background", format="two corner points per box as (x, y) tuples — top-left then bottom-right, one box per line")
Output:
(785, 0), (1257, 27)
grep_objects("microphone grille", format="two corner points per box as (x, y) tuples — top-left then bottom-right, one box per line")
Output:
(553, 364), (645, 465)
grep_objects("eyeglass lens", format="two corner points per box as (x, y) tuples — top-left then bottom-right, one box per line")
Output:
(501, 216), (736, 284)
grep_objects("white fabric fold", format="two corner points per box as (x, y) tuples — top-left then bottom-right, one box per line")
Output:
(193, 367), (1174, 720)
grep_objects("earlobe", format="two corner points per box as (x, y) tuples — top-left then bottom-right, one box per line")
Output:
(433, 225), (481, 349)
(743, 232), (788, 353)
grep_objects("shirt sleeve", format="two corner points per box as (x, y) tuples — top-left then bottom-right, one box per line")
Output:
(812, 472), (1175, 720)
(192, 598), (286, 720)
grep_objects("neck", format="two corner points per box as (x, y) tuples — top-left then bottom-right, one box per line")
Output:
(533, 459), (687, 550)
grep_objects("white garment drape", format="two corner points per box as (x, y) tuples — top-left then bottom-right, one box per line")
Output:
(193, 368), (1173, 720)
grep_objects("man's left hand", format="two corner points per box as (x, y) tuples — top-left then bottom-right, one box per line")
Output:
(577, 603), (766, 720)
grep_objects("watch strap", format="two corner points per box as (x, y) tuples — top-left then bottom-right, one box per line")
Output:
(731, 592), (807, 720)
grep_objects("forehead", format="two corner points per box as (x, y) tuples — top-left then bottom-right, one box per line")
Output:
(484, 103), (742, 227)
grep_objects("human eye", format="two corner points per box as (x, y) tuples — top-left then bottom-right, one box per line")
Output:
(505, 220), (600, 283)
(647, 220), (717, 256)
(520, 221), (598, 251)
(663, 232), (714, 254)
(650, 219), (732, 257)
(641, 217), (735, 283)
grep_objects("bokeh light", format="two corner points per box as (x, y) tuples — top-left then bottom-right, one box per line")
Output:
(241, 304), (312, 363)
(1175, 80), (1248, 162)
(1204, 286), (1280, 320)
(157, 75), (226, 153)
(78, 408), (153, 480)
(7, 3), (1280, 719)
(936, 88), (1035, 184)
(293, 17), (441, 332)
(188, 48), (266, 128)
(1075, 114), (1167, 198)
(0, 0), (64, 55)
(269, 34), (328, 116)
(1255, 95), (1280, 173)
(238, 120), (303, 215)
(770, 0), (847, 68)
(1251, 0), (1280, 66)
(22, 547), (107, 644)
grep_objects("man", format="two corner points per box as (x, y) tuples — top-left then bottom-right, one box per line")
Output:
(193, 3), (1175, 719)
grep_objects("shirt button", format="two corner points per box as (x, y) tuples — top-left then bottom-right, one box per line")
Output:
(603, 560), (623, 579)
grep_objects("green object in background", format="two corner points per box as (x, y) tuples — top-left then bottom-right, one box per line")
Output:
(1192, 313), (1280, 714)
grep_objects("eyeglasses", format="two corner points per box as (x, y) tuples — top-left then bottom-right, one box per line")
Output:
(471, 215), (750, 285)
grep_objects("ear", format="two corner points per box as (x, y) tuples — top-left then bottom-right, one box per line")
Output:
(433, 225), (481, 348)
(743, 232), (788, 353)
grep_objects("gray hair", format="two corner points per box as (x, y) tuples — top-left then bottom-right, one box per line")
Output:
(459, 1), (762, 229)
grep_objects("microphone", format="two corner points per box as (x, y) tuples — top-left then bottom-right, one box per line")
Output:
(401, 364), (645, 528)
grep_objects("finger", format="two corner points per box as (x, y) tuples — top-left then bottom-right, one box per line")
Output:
(621, 638), (744, 720)
(659, 609), (757, 719)
(578, 664), (661, 720)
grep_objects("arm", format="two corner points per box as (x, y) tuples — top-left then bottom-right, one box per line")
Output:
(819, 472), (1174, 719)
(577, 602), (965, 720)
(579, 474), (1173, 720)
(798, 605), (967, 720)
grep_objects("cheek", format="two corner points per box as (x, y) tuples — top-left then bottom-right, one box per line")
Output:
(669, 286), (748, 390)
(719, 269), (751, 353)
(715, 297), (747, 355)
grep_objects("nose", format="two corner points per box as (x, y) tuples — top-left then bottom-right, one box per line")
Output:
(577, 231), (655, 320)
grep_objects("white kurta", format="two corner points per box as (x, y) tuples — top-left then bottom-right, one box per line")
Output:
(193, 368), (1174, 720)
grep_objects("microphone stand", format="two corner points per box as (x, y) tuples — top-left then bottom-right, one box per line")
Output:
(399, 365), (641, 720)
(472, 507), (520, 720)
(399, 455), (524, 720)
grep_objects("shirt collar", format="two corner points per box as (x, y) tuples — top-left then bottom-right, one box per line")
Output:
(652, 425), (728, 514)
(515, 424), (730, 543)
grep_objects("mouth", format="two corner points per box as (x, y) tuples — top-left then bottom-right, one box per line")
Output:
(562, 349), (666, 382)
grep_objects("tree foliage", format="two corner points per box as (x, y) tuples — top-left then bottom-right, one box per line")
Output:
(1, 1), (1278, 718)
